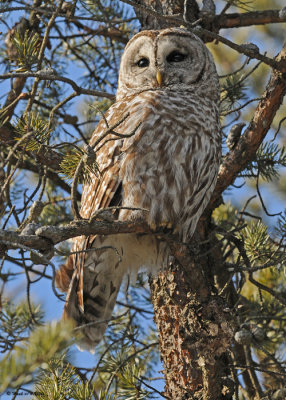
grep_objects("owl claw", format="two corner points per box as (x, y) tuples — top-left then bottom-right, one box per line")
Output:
(149, 221), (175, 234)
(172, 226), (179, 234)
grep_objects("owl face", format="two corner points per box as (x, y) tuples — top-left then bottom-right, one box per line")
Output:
(117, 28), (215, 99)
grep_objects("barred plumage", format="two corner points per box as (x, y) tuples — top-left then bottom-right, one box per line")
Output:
(56, 27), (221, 352)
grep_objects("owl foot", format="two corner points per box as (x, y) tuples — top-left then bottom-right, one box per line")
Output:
(149, 220), (176, 235)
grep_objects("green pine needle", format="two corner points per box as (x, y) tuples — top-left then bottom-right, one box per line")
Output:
(35, 356), (96, 400)
(0, 320), (74, 393)
(59, 148), (99, 184)
(255, 142), (286, 181)
(15, 112), (52, 152)
(245, 142), (286, 181)
(240, 221), (272, 263)
(98, 389), (116, 400)
(12, 29), (40, 71)
(0, 300), (44, 349)
(117, 364), (150, 400)
(221, 73), (248, 112)
(71, 381), (96, 400)
(59, 150), (82, 182)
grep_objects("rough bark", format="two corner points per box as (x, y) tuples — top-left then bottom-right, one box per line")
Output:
(150, 230), (234, 399)
(213, 10), (286, 30)
(134, 0), (199, 29)
(135, 0), (194, 29)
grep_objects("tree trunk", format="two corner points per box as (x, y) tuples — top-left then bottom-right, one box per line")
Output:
(150, 224), (234, 399)
(135, 0), (199, 29)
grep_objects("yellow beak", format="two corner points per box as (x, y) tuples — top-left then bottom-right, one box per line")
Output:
(156, 70), (163, 86)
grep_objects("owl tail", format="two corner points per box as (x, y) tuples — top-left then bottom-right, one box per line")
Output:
(56, 233), (167, 353)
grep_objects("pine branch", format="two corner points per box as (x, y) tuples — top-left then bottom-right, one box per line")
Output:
(214, 9), (286, 29)
(0, 320), (74, 393)
(0, 71), (115, 99)
(210, 42), (286, 208)
(0, 125), (80, 198)
(197, 26), (285, 71)
(0, 219), (150, 252)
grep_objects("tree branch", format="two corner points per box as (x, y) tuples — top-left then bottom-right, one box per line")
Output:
(197, 26), (286, 71)
(214, 9), (286, 30)
(0, 219), (151, 251)
(0, 71), (115, 100)
(0, 126), (81, 198)
(18, 158), (79, 199)
(210, 42), (286, 208)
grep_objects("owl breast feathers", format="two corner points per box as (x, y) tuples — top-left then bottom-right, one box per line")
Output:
(55, 27), (221, 352)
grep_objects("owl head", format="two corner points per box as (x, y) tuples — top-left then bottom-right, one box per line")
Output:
(117, 27), (218, 100)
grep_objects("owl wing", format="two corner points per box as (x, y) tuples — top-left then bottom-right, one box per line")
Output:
(56, 96), (134, 314)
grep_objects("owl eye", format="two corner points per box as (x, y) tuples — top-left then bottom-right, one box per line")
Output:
(137, 58), (149, 68)
(167, 51), (187, 63)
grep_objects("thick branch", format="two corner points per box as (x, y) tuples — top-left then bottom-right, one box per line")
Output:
(210, 43), (286, 208)
(69, 21), (129, 44)
(2, 78), (27, 120)
(214, 10), (286, 30)
(0, 219), (150, 252)
(0, 229), (51, 251)
(36, 219), (150, 244)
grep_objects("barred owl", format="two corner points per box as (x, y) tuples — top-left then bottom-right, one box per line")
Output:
(56, 28), (221, 352)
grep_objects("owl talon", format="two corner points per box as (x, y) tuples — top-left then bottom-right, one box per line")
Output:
(172, 226), (179, 235)
(149, 222), (157, 232)
(149, 221), (174, 234)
